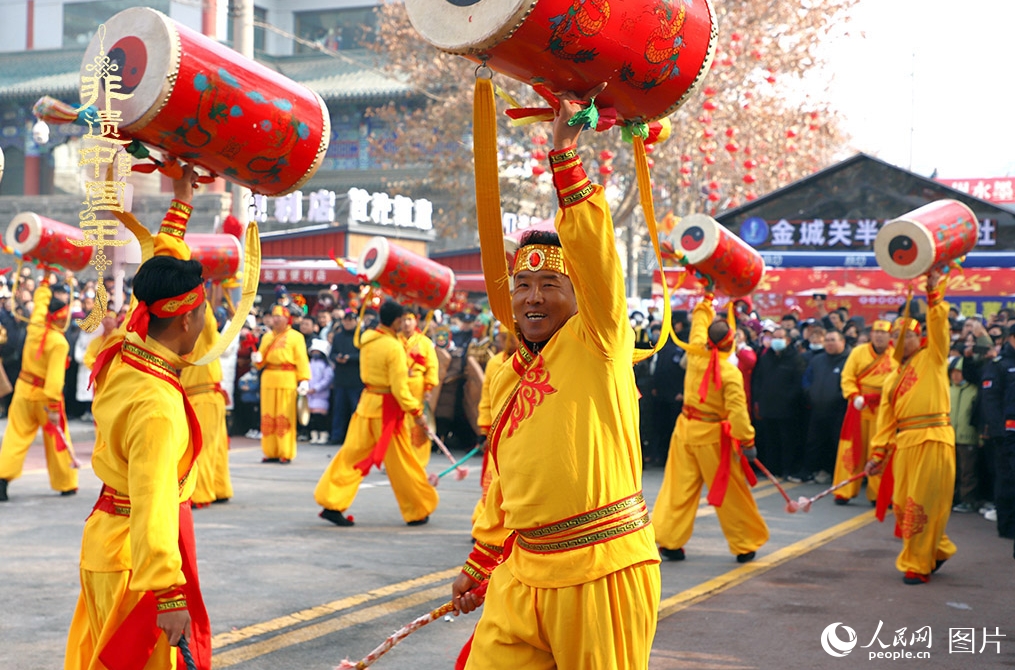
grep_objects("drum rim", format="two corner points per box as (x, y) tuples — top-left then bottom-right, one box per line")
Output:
(406, 0), (540, 55)
(272, 88), (332, 197)
(673, 212), (720, 265)
(6, 212), (43, 253)
(127, 9), (182, 133)
(357, 236), (391, 282)
(874, 218), (934, 280)
(643, 0), (718, 125)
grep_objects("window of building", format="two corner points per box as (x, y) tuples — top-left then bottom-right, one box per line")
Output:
(226, 4), (268, 53)
(294, 7), (376, 54)
(63, 0), (171, 48)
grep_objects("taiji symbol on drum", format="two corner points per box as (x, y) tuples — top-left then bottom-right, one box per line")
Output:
(888, 235), (917, 266)
(107, 36), (147, 94)
(680, 225), (704, 252)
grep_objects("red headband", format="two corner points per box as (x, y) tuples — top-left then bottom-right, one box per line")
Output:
(126, 284), (206, 341)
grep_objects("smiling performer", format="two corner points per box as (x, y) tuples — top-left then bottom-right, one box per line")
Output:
(451, 86), (660, 669)
(65, 167), (213, 670)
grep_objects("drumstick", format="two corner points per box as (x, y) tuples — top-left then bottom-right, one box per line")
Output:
(796, 472), (867, 513)
(425, 428), (468, 481)
(752, 458), (799, 513)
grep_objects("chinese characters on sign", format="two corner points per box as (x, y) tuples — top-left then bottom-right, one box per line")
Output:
(74, 25), (131, 332)
(262, 268), (329, 283)
(938, 177), (1015, 204)
(250, 189), (433, 230)
(740, 217), (997, 249)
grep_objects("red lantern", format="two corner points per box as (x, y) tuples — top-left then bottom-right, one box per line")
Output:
(742, 174), (757, 184)
(532, 150), (547, 161)
(766, 74), (776, 84)
(725, 127), (736, 138)
(647, 158), (655, 169)
(531, 135), (547, 145)
(708, 180), (720, 190)
(704, 154), (716, 165)
(599, 164), (614, 176)
(599, 149), (614, 162)
(704, 86), (718, 97)
(743, 159), (758, 169)
(681, 154), (692, 162)
(707, 192), (721, 202)
(680, 165), (692, 175)
(702, 100), (718, 111)
(730, 32), (742, 42)
(532, 164), (546, 176)
(704, 128), (716, 139)
(698, 114), (713, 125)
(745, 192), (758, 201)
(786, 129), (797, 139)
(750, 49), (762, 60)
(680, 179), (692, 188)
(725, 142), (739, 153)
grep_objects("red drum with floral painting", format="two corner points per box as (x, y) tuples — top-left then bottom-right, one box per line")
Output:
(80, 7), (329, 196)
(669, 213), (764, 297)
(874, 200), (979, 280)
(184, 233), (243, 283)
(404, 0), (717, 124)
(357, 237), (456, 309)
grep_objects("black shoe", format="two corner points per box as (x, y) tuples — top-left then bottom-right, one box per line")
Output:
(660, 547), (685, 561)
(903, 571), (929, 585)
(870, 500), (878, 507)
(60, 489), (78, 497)
(736, 551), (757, 564)
(0, 479), (7, 502)
(319, 509), (355, 527)
(834, 497), (850, 506)
(932, 559), (947, 574)
(262, 457), (280, 463)
(406, 516), (430, 527)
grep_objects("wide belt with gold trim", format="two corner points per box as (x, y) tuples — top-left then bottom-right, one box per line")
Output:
(18, 370), (46, 387)
(897, 412), (950, 432)
(92, 485), (132, 517)
(682, 406), (722, 423)
(365, 385), (391, 394)
(265, 363), (296, 371)
(185, 381), (228, 401)
(514, 492), (650, 554)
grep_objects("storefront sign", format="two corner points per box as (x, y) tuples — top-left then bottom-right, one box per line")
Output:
(250, 188), (433, 230)
(738, 217), (997, 249)
(937, 177), (1015, 204)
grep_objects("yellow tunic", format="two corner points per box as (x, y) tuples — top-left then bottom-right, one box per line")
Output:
(183, 304), (231, 505)
(314, 326), (436, 522)
(472, 351), (510, 524)
(65, 332), (198, 670)
(465, 183), (659, 670)
(402, 330), (439, 464)
(651, 299), (768, 556)
(833, 342), (896, 501)
(0, 282), (77, 492)
(255, 327), (310, 461)
(871, 295), (957, 576)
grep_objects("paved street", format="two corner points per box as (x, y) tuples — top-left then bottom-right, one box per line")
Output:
(1, 424), (1013, 669)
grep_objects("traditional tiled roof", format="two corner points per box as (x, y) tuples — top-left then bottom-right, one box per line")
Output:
(0, 47), (414, 103)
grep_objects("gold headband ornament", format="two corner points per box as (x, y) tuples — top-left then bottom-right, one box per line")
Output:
(513, 244), (568, 277)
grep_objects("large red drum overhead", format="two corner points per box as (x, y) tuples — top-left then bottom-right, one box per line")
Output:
(404, 0), (717, 124)
(357, 237), (456, 310)
(184, 233), (243, 283)
(5, 213), (94, 271)
(668, 213), (764, 298)
(874, 200), (979, 280)
(80, 7), (330, 196)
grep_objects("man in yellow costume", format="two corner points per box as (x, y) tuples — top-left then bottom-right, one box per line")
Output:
(184, 303), (232, 507)
(833, 319), (896, 505)
(314, 299), (436, 526)
(451, 88), (660, 670)
(0, 275), (78, 501)
(400, 309), (439, 466)
(651, 296), (768, 564)
(65, 168), (213, 669)
(252, 304), (310, 463)
(866, 269), (957, 585)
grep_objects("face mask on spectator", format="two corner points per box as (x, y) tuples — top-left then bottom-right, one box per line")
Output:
(770, 338), (787, 352)
(810, 342), (823, 351)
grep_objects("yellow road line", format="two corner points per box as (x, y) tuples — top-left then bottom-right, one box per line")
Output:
(212, 568), (459, 648)
(658, 510), (877, 619)
(212, 584), (451, 668)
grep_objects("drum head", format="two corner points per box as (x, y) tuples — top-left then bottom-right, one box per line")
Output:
(405, 0), (539, 53)
(5, 213), (43, 255)
(357, 237), (391, 282)
(669, 213), (720, 266)
(874, 219), (934, 280)
(80, 7), (177, 129)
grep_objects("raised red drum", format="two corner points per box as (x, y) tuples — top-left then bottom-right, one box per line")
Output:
(184, 234), (244, 284)
(404, 0), (717, 124)
(357, 237), (456, 310)
(4, 213), (93, 271)
(874, 200), (979, 280)
(668, 213), (764, 297)
(80, 7), (330, 196)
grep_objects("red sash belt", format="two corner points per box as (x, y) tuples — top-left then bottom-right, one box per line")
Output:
(706, 421), (758, 507)
(876, 450), (896, 524)
(93, 495), (212, 670)
(682, 405), (722, 423)
(18, 370), (46, 387)
(265, 363), (297, 371)
(354, 393), (404, 475)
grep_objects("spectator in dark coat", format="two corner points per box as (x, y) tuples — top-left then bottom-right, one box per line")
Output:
(984, 330), (1015, 540)
(752, 327), (807, 477)
(328, 310), (363, 445)
(795, 330), (851, 484)
(648, 324), (686, 468)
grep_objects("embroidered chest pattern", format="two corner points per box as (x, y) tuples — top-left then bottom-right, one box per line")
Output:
(507, 355), (557, 438)
(894, 365), (919, 401)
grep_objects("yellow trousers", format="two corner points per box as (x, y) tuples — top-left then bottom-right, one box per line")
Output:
(652, 437), (769, 556)
(260, 388), (297, 461)
(314, 412), (438, 523)
(466, 561), (660, 670)
(410, 420), (432, 468)
(0, 392), (77, 493)
(191, 394), (232, 505)
(832, 416), (882, 502)
(892, 440), (957, 575)
(65, 569), (178, 670)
